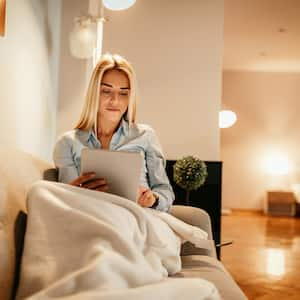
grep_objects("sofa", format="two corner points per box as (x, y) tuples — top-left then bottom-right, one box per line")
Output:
(0, 148), (247, 300)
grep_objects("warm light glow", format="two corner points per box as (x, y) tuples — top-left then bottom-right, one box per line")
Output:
(103, 0), (136, 11)
(291, 184), (300, 203)
(219, 110), (237, 128)
(241, 59), (300, 73)
(266, 248), (285, 277)
(263, 152), (289, 175)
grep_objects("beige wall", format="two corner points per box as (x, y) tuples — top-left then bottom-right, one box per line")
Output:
(222, 71), (300, 209)
(56, 0), (89, 136)
(57, 0), (224, 161)
(102, 0), (223, 160)
(0, 0), (61, 161)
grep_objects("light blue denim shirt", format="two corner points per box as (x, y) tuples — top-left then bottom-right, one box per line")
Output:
(53, 119), (174, 212)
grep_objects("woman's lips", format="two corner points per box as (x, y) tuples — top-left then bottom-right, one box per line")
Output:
(106, 108), (120, 111)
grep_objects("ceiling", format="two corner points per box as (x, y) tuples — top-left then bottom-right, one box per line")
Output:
(223, 0), (300, 72)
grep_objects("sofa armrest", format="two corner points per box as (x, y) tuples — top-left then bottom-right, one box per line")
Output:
(170, 205), (217, 258)
(0, 149), (53, 300)
(43, 168), (58, 182)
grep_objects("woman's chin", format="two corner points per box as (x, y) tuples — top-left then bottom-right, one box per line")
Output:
(104, 113), (122, 123)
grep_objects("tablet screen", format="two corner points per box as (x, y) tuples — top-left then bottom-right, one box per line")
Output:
(81, 149), (143, 202)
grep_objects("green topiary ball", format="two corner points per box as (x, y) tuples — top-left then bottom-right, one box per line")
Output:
(173, 156), (208, 191)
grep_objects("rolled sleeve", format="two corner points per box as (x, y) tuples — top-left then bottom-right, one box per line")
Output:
(145, 128), (175, 212)
(53, 136), (79, 183)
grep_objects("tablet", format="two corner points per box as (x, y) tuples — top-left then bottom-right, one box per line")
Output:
(80, 148), (143, 202)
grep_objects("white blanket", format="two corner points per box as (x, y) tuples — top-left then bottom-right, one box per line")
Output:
(17, 181), (220, 300)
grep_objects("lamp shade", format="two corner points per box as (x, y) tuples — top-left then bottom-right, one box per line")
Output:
(103, 0), (136, 11)
(219, 110), (237, 128)
(69, 19), (96, 59)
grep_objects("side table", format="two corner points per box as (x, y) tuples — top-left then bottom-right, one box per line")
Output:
(266, 190), (296, 217)
(166, 160), (222, 259)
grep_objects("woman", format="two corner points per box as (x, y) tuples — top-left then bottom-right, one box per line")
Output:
(53, 53), (174, 212)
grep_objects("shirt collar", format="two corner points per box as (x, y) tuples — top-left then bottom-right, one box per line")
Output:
(85, 118), (129, 144)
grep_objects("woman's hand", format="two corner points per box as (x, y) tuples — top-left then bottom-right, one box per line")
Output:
(69, 172), (108, 192)
(137, 186), (157, 208)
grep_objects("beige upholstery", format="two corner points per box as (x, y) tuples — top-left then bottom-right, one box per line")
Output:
(170, 205), (217, 258)
(178, 256), (247, 300)
(0, 148), (52, 300)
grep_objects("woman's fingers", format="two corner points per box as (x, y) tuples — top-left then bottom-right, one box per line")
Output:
(69, 173), (108, 192)
(138, 189), (155, 207)
(140, 190), (151, 202)
(69, 172), (96, 187)
(84, 179), (107, 190)
(138, 186), (148, 197)
(95, 184), (109, 192)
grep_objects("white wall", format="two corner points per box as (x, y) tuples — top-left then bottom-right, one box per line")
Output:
(0, 0), (61, 161)
(57, 0), (223, 161)
(102, 0), (223, 160)
(222, 71), (300, 209)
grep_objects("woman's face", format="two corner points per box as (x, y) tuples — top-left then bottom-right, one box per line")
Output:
(98, 69), (130, 124)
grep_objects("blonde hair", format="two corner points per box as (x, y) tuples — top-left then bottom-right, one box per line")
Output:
(75, 53), (137, 132)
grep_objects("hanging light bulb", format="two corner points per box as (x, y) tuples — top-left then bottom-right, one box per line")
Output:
(69, 17), (96, 59)
(219, 110), (237, 128)
(103, 0), (136, 11)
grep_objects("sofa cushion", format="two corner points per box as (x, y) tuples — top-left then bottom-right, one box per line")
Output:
(0, 148), (52, 300)
(174, 255), (247, 300)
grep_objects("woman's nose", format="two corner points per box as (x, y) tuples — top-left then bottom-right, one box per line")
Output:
(110, 91), (119, 102)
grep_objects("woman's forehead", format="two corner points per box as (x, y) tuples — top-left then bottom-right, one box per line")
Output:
(101, 69), (129, 87)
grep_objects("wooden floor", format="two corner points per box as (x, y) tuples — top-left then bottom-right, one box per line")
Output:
(221, 211), (300, 299)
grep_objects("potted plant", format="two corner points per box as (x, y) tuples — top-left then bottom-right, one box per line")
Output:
(173, 156), (208, 205)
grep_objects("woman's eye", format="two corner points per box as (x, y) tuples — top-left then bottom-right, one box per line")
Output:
(102, 90), (111, 94)
(120, 92), (129, 96)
